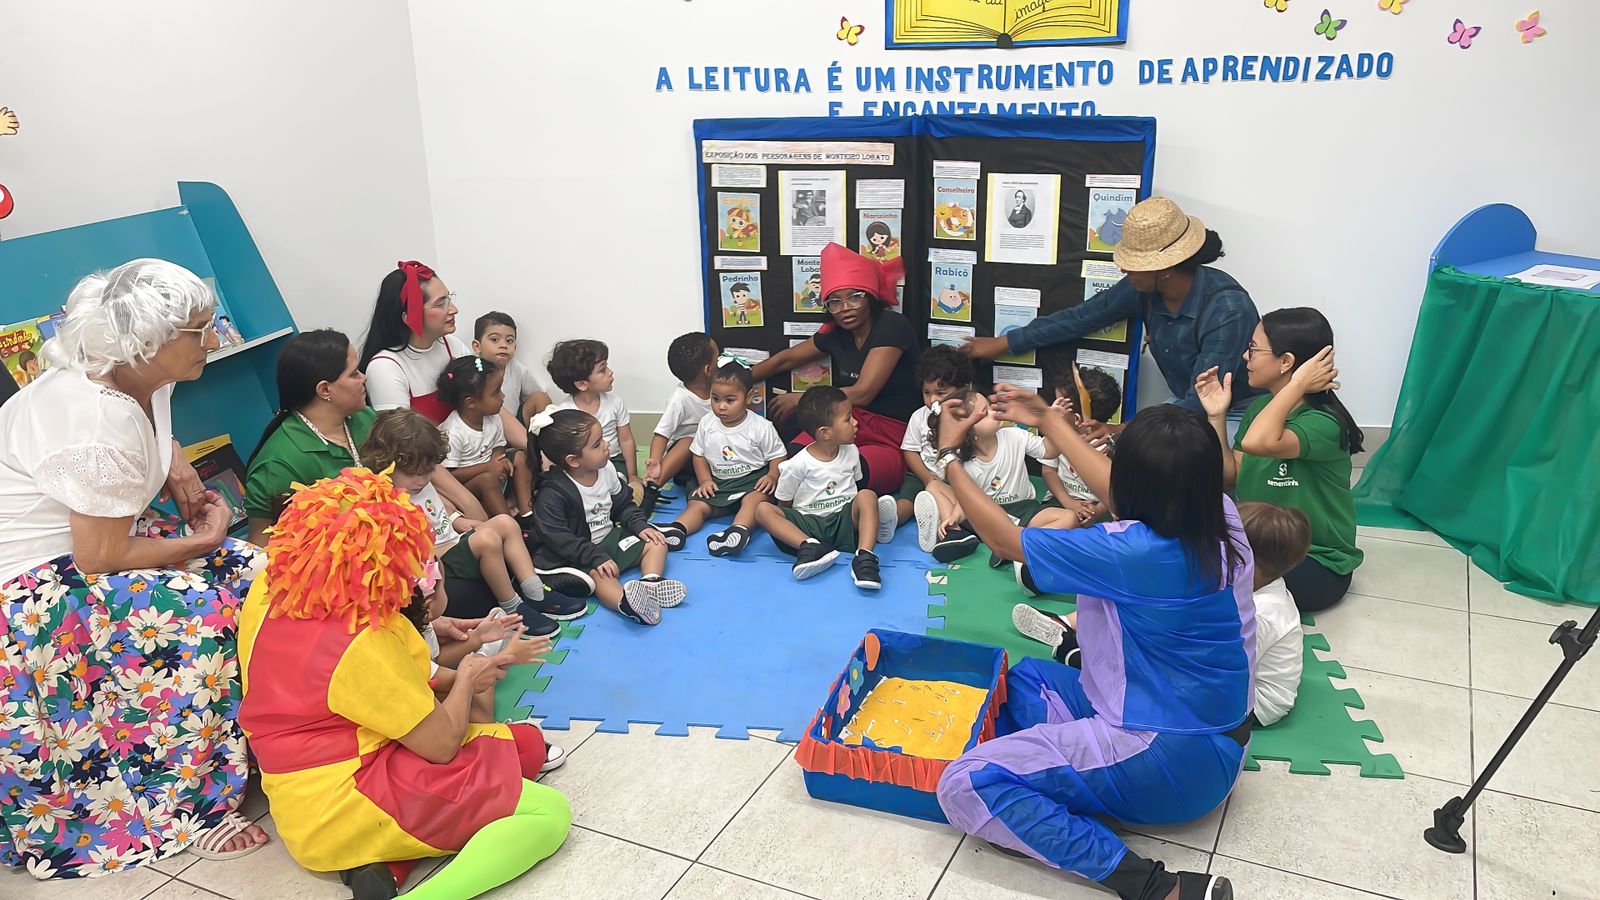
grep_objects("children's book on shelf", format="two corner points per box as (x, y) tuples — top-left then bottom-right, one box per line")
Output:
(203, 277), (246, 347)
(0, 312), (64, 389)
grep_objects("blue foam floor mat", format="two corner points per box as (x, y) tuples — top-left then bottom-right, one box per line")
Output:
(644, 491), (930, 566)
(515, 526), (939, 741)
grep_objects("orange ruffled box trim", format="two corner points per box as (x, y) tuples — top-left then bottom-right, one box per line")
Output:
(794, 631), (1008, 794)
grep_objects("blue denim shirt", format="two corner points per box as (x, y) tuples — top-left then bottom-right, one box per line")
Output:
(1006, 266), (1263, 414)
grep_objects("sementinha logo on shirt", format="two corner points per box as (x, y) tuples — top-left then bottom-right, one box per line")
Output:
(1266, 461), (1300, 489)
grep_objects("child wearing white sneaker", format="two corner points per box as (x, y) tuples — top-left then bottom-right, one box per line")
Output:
(756, 387), (897, 589)
(530, 408), (687, 626)
(654, 353), (787, 556)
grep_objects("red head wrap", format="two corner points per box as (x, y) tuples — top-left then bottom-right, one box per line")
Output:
(396, 260), (436, 336)
(817, 243), (904, 335)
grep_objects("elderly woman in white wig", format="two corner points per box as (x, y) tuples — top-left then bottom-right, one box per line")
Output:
(0, 259), (269, 881)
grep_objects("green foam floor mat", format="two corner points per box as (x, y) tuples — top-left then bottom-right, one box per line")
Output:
(926, 556), (1404, 779)
(495, 603), (594, 721)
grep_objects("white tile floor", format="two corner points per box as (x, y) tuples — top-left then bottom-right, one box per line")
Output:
(5, 529), (1598, 900)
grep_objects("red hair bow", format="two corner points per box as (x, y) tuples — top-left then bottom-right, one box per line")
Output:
(397, 260), (436, 336)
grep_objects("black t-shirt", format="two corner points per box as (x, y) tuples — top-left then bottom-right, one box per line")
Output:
(813, 309), (922, 422)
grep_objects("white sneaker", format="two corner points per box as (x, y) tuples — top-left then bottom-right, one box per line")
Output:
(539, 743), (566, 774)
(478, 608), (509, 657)
(914, 491), (940, 552)
(876, 495), (898, 545)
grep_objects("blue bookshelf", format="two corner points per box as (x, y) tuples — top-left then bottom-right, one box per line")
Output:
(0, 182), (297, 449)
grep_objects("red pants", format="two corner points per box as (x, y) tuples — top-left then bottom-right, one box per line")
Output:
(794, 407), (908, 497)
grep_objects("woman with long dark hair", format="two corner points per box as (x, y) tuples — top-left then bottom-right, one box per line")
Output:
(965, 197), (1263, 442)
(243, 329), (372, 543)
(359, 261), (469, 424)
(1199, 306), (1363, 612)
(750, 242), (920, 498)
(932, 386), (1252, 900)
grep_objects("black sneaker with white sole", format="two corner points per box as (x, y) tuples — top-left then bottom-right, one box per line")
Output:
(1014, 561), (1040, 598)
(536, 566), (596, 599)
(529, 592), (588, 621)
(791, 540), (839, 580)
(851, 549), (882, 590)
(1175, 871), (1233, 899)
(654, 522), (688, 551)
(875, 496), (898, 545)
(988, 549), (1008, 569)
(618, 582), (663, 626)
(635, 573), (687, 608)
(707, 525), (750, 557)
(932, 529), (980, 563)
(641, 481), (662, 516)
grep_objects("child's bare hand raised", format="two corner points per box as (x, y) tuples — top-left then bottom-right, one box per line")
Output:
(987, 385), (1050, 428)
(468, 613), (524, 647)
(1195, 366), (1233, 420)
(456, 653), (508, 693)
(644, 459), (663, 485)
(493, 627), (552, 667)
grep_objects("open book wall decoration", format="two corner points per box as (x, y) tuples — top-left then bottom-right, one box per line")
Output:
(887, 0), (1130, 49)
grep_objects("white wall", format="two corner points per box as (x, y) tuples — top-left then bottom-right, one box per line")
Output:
(409, 0), (1600, 426)
(2, 1), (437, 346)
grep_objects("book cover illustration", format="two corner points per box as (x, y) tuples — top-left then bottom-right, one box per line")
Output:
(719, 192), (762, 252)
(183, 435), (249, 529)
(720, 272), (765, 328)
(793, 257), (824, 313)
(790, 339), (833, 391)
(933, 178), (978, 241)
(930, 261), (974, 323)
(858, 209), (903, 262)
(1086, 188), (1137, 253)
(203, 277), (246, 347)
(888, 0), (1129, 49)
(0, 317), (45, 388)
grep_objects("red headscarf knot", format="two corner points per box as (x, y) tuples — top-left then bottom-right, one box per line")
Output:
(396, 260), (436, 336)
(816, 243), (904, 335)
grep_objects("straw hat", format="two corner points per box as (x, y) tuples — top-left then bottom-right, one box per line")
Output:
(1111, 197), (1208, 272)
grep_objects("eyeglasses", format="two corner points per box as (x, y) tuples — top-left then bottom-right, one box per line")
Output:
(176, 323), (218, 340)
(1244, 344), (1272, 357)
(825, 290), (871, 312)
(427, 292), (458, 310)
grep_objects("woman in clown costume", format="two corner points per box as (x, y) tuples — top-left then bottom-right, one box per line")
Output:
(932, 386), (1252, 900)
(237, 468), (571, 899)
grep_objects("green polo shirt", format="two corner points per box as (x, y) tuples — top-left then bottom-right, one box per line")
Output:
(1234, 395), (1363, 575)
(243, 407), (377, 519)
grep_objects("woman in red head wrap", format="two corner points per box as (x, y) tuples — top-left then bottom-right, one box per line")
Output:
(752, 243), (920, 500)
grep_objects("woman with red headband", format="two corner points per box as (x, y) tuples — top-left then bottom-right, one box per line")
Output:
(752, 242), (921, 498)
(359, 261), (469, 425)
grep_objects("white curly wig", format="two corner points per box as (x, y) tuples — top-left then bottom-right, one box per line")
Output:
(45, 259), (218, 375)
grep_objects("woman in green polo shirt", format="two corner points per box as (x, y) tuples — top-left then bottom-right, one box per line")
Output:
(244, 330), (377, 542)
(1198, 307), (1364, 612)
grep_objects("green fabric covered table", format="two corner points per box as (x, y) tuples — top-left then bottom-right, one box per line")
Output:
(1355, 267), (1600, 606)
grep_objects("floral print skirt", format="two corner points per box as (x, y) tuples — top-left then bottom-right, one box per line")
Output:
(0, 539), (263, 879)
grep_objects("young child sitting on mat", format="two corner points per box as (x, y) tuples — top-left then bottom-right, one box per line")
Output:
(1238, 500), (1312, 726)
(472, 310), (554, 424)
(545, 339), (643, 501)
(1011, 500), (1311, 729)
(903, 345), (975, 551)
(362, 409), (585, 637)
(655, 353), (787, 556)
(529, 408), (688, 626)
(1040, 364), (1123, 528)
(437, 356), (534, 517)
(756, 386), (897, 589)
(642, 332), (718, 514)
(921, 389), (1080, 564)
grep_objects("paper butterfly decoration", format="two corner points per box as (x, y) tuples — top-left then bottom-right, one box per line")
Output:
(1315, 9), (1347, 40)
(1264, 0), (1289, 12)
(836, 16), (864, 46)
(1448, 18), (1481, 48)
(1378, 0), (1406, 14)
(1516, 10), (1547, 43)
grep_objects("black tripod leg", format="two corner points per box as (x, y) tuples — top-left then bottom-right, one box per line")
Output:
(1425, 604), (1599, 853)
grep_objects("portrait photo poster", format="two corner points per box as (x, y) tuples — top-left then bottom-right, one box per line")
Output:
(984, 173), (1061, 265)
(779, 170), (847, 256)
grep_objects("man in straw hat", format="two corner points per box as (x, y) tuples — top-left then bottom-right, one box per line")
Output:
(965, 197), (1262, 440)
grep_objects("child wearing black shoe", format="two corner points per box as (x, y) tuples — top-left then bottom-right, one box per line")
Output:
(653, 354), (786, 556)
(530, 408), (687, 626)
(363, 409), (579, 636)
(641, 333), (718, 515)
(756, 387), (896, 589)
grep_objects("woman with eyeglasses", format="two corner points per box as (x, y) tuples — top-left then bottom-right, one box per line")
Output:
(1197, 307), (1364, 613)
(751, 242), (920, 497)
(0, 259), (272, 877)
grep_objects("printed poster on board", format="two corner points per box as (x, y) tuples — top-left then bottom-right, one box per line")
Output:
(718, 192), (761, 252)
(930, 261), (974, 323)
(779, 170), (847, 255)
(792, 257), (824, 313)
(984, 173), (1061, 265)
(719, 272), (764, 328)
(858, 209), (903, 261)
(933, 177), (978, 241)
(1087, 188), (1137, 253)
(1081, 261), (1128, 342)
(789, 339), (833, 391)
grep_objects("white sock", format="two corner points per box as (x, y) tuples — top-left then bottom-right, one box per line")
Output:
(519, 575), (544, 599)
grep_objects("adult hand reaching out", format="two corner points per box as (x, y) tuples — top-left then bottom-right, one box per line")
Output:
(766, 390), (800, 423)
(986, 384), (1051, 428)
(961, 335), (1010, 360)
(935, 396), (983, 448)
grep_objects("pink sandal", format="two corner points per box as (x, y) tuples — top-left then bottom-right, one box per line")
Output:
(189, 811), (266, 861)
